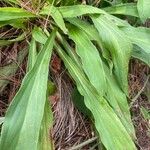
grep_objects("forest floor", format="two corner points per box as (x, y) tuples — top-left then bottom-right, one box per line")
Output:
(0, 43), (150, 149)
(0, 1), (150, 148)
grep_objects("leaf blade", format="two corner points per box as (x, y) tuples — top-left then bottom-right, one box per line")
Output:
(0, 31), (56, 150)
(57, 5), (106, 18)
(69, 26), (106, 95)
(92, 15), (132, 95)
(55, 43), (136, 150)
(137, 0), (150, 22)
(0, 7), (35, 21)
(103, 3), (139, 17)
(121, 26), (150, 66)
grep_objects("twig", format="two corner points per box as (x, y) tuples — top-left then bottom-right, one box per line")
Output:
(130, 75), (150, 107)
(68, 137), (98, 150)
(44, 0), (55, 30)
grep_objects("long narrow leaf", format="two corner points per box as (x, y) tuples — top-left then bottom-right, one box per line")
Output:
(38, 99), (54, 150)
(66, 18), (100, 41)
(132, 45), (150, 66)
(0, 31), (56, 150)
(27, 38), (37, 71)
(0, 19), (25, 28)
(103, 3), (139, 17)
(92, 15), (132, 95)
(67, 17), (135, 136)
(68, 26), (106, 95)
(0, 7), (35, 21)
(103, 63), (135, 138)
(40, 5), (106, 18)
(55, 43), (136, 150)
(137, 0), (150, 22)
(0, 33), (26, 46)
(32, 27), (48, 44)
(27, 36), (54, 150)
(40, 6), (68, 34)
(121, 26), (150, 66)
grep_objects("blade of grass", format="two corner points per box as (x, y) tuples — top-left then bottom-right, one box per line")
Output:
(0, 31), (56, 150)
(120, 26), (150, 66)
(68, 25), (106, 95)
(0, 7), (35, 21)
(137, 0), (150, 22)
(55, 43), (136, 150)
(40, 6), (68, 34)
(103, 63), (136, 138)
(92, 15), (132, 95)
(103, 3), (139, 17)
(27, 36), (54, 150)
(38, 99), (54, 150)
(32, 27), (48, 44)
(0, 32), (27, 46)
(66, 17), (135, 137)
(27, 38), (37, 71)
(0, 19), (26, 28)
(41, 4), (106, 18)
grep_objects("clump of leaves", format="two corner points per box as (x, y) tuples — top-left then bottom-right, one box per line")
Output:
(0, 0), (150, 149)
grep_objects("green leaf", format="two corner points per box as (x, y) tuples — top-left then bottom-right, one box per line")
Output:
(40, 6), (68, 34)
(32, 27), (48, 44)
(0, 7), (35, 21)
(103, 3), (139, 17)
(137, 0), (150, 22)
(56, 32), (82, 69)
(68, 26), (106, 95)
(4, 0), (19, 5)
(66, 18), (100, 41)
(105, 14), (129, 27)
(132, 45), (150, 67)
(27, 35), (54, 150)
(0, 19), (26, 28)
(121, 26), (150, 66)
(27, 38), (37, 71)
(0, 31), (56, 150)
(72, 88), (92, 118)
(0, 117), (5, 125)
(140, 107), (150, 120)
(0, 32), (26, 46)
(38, 99), (54, 150)
(58, 5), (106, 18)
(66, 17), (113, 69)
(103, 63), (135, 138)
(68, 18), (135, 137)
(92, 15), (132, 95)
(50, 7), (68, 34)
(55, 43), (136, 150)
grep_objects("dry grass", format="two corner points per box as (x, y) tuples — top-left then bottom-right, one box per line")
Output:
(129, 60), (150, 150)
(51, 73), (93, 149)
